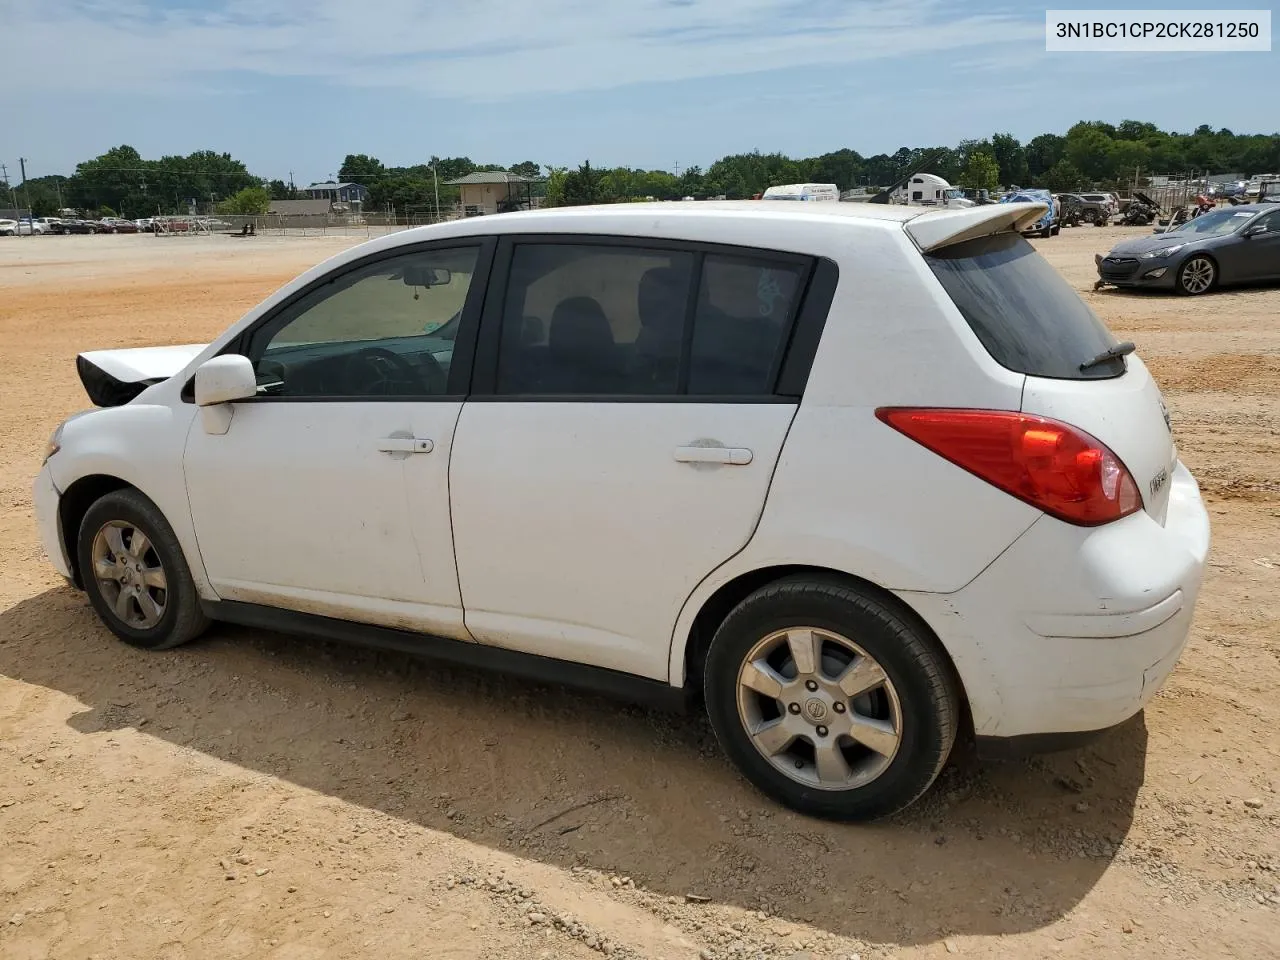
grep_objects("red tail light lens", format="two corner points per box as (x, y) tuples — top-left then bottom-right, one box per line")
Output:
(876, 408), (1142, 526)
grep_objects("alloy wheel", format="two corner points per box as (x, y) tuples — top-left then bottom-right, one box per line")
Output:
(90, 520), (168, 629)
(735, 627), (902, 791)
(1180, 257), (1215, 294)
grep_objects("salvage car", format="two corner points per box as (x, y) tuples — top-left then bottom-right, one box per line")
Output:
(36, 201), (1209, 821)
(1096, 203), (1280, 295)
(1000, 188), (1057, 237)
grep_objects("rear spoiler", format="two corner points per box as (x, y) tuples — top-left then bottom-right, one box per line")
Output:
(904, 202), (1049, 253)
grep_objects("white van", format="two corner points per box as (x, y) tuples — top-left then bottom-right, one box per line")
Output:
(760, 183), (840, 202)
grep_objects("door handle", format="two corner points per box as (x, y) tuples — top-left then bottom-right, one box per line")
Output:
(674, 445), (753, 465)
(376, 437), (434, 454)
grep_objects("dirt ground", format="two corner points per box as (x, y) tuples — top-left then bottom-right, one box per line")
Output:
(1, 227), (1276, 960)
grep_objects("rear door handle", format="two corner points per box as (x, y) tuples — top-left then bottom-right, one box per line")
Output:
(674, 445), (753, 465)
(376, 437), (434, 454)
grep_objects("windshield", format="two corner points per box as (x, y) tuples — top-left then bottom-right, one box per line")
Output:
(926, 232), (1123, 380)
(1172, 209), (1254, 236)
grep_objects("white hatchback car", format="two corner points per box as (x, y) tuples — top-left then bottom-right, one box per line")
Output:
(35, 201), (1209, 820)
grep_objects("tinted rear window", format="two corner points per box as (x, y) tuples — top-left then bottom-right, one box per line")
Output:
(925, 232), (1124, 380)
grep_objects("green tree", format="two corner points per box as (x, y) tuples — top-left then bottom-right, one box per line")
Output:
(15, 175), (68, 216)
(1107, 139), (1152, 181)
(561, 161), (607, 206)
(1043, 159), (1086, 193)
(1065, 126), (1117, 181)
(808, 148), (864, 190)
(1025, 134), (1066, 180)
(958, 150), (1000, 191)
(68, 145), (148, 215)
(217, 185), (271, 215)
(509, 160), (541, 179)
(338, 154), (385, 185)
(266, 179), (297, 200)
(990, 132), (1028, 188)
(678, 165), (705, 197)
(543, 167), (568, 207)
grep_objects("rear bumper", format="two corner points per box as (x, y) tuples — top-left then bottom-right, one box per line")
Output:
(33, 464), (73, 581)
(899, 461), (1209, 741)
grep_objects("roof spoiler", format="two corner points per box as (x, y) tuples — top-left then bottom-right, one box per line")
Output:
(904, 201), (1049, 252)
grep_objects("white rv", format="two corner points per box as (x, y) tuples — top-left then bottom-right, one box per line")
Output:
(892, 173), (974, 208)
(760, 183), (840, 202)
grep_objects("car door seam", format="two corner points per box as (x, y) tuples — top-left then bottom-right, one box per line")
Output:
(665, 401), (802, 680)
(444, 401), (477, 642)
(178, 403), (221, 600)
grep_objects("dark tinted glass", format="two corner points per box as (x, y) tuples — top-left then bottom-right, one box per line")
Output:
(689, 255), (805, 395)
(495, 244), (694, 395)
(926, 232), (1124, 380)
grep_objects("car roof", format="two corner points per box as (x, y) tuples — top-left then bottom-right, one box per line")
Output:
(452, 200), (922, 231)
(320, 200), (1046, 270)
(368, 200), (941, 255)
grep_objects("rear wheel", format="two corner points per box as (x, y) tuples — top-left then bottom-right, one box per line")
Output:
(703, 576), (959, 821)
(1176, 256), (1216, 295)
(77, 489), (209, 650)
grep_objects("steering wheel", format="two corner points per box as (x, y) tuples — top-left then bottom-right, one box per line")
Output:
(342, 347), (422, 396)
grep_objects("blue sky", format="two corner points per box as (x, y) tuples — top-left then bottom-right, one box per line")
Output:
(2, 0), (1275, 184)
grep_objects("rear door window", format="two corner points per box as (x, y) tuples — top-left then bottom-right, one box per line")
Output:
(491, 241), (811, 397)
(925, 232), (1124, 380)
(689, 255), (806, 395)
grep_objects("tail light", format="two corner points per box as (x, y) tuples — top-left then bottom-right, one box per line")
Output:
(876, 408), (1142, 526)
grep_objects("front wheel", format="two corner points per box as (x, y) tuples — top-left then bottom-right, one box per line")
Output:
(703, 576), (960, 821)
(1177, 256), (1216, 295)
(77, 488), (209, 650)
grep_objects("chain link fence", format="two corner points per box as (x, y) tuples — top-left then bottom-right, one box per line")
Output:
(146, 211), (463, 239)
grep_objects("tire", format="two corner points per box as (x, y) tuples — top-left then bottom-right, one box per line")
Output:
(702, 575), (960, 821)
(76, 488), (210, 651)
(1176, 255), (1217, 296)
(1051, 225), (1061, 236)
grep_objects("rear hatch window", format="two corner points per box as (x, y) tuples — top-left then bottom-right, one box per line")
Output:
(926, 232), (1124, 380)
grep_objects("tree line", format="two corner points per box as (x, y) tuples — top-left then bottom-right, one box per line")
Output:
(5, 120), (1277, 218)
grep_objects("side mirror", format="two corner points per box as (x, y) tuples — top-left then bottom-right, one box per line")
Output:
(195, 354), (257, 406)
(195, 354), (256, 435)
(1243, 224), (1267, 238)
(402, 265), (452, 288)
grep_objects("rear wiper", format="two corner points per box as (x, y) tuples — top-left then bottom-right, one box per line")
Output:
(1080, 340), (1135, 371)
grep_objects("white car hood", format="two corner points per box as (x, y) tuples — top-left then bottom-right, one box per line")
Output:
(78, 343), (208, 381)
(76, 343), (209, 406)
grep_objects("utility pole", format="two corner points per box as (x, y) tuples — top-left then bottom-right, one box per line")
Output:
(432, 158), (440, 221)
(0, 163), (13, 206)
(19, 157), (29, 216)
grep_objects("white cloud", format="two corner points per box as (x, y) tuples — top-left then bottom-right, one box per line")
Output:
(6, 0), (1043, 100)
